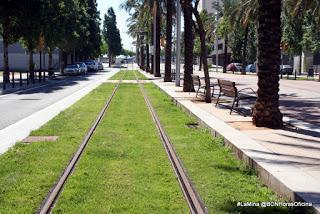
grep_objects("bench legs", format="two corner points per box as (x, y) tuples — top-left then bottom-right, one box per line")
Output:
(215, 92), (221, 106)
(230, 97), (237, 114)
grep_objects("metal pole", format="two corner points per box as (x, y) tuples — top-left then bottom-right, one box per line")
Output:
(175, 0), (181, 86)
(153, 6), (157, 75)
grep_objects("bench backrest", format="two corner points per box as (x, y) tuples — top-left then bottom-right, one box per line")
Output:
(218, 79), (237, 97)
(192, 74), (201, 87)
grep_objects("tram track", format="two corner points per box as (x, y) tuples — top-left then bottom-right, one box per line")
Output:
(133, 71), (207, 214)
(37, 69), (207, 213)
(37, 73), (125, 214)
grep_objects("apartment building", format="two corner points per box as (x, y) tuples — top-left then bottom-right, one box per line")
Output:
(198, 0), (231, 66)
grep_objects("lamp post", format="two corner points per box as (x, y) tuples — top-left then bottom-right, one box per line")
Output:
(175, 0), (181, 86)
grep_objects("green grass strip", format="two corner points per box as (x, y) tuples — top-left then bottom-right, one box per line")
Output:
(110, 70), (148, 80)
(0, 84), (116, 213)
(53, 84), (188, 213)
(144, 83), (291, 213)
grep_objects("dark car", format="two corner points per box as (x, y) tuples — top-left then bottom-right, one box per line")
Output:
(280, 65), (293, 75)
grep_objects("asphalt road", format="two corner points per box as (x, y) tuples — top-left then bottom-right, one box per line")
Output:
(0, 68), (119, 130)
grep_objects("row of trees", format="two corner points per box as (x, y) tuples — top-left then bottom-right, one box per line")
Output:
(122, 0), (318, 128)
(0, 0), (102, 83)
(102, 7), (122, 67)
(214, 0), (320, 74)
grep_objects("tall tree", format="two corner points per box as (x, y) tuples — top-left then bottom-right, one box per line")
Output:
(0, 0), (20, 84)
(18, 0), (42, 81)
(252, 0), (283, 128)
(164, 0), (173, 82)
(192, 0), (211, 103)
(180, 0), (194, 92)
(103, 7), (122, 67)
(153, 0), (161, 77)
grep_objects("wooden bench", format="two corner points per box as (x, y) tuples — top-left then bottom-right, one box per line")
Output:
(216, 79), (257, 114)
(192, 74), (215, 97)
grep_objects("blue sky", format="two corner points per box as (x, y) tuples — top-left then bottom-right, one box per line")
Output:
(97, 0), (134, 51)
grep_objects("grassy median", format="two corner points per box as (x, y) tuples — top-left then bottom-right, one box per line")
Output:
(0, 84), (116, 213)
(144, 83), (291, 213)
(53, 84), (188, 213)
(110, 70), (148, 80)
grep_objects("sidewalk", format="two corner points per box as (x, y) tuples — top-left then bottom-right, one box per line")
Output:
(0, 72), (64, 95)
(139, 68), (320, 213)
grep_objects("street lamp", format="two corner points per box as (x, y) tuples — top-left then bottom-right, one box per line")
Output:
(175, 0), (181, 86)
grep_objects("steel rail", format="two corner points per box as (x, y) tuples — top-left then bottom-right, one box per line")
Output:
(38, 73), (125, 214)
(133, 71), (207, 214)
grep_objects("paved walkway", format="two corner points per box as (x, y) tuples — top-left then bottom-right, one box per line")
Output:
(139, 68), (320, 213)
(0, 67), (120, 154)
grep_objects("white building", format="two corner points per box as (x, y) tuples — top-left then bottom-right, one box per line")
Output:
(0, 39), (59, 71)
(198, 0), (231, 66)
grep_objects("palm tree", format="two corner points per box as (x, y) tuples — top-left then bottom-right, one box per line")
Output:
(153, 0), (161, 77)
(164, 0), (173, 82)
(180, 0), (194, 92)
(192, 0), (211, 103)
(252, 0), (283, 128)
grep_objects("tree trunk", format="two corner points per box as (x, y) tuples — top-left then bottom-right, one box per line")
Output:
(252, 0), (283, 128)
(146, 43), (150, 72)
(164, 0), (173, 82)
(2, 30), (10, 83)
(108, 52), (111, 67)
(140, 44), (145, 70)
(223, 35), (228, 73)
(241, 25), (249, 75)
(48, 51), (54, 76)
(199, 56), (202, 71)
(150, 22), (154, 74)
(193, 4), (211, 103)
(29, 49), (34, 81)
(181, 0), (194, 92)
(154, 1), (161, 77)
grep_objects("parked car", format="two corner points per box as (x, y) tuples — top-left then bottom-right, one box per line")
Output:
(84, 61), (97, 72)
(245, 64), (256, 73)
(227, 63), (242, 72)
(63, 64), (81, 75)
(76, 62), (88, 74)
(280, 65), (293, 75)
(97, 62), (104, 70)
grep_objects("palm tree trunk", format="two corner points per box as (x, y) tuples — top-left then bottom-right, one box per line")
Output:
(192, 2), (211, 103)
(150, 22), (154, 74)
(181, 0), (194, 92)
(2, 29), (10, 84)
(146, 43), (150, 72)
(154, 0), (161, 77)
(164, 0), (173, 82)
(223, 35), (228, 73)
(241, 25), (249, 75)
(140, 44), (145, 70)
(252, 0), (283, 128)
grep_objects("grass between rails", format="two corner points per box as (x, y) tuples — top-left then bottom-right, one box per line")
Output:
(0, 84), (116, 213)
(144, 83), (292, 213)
(110, 70), (148, 80)
(53, 84), (188, 213)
